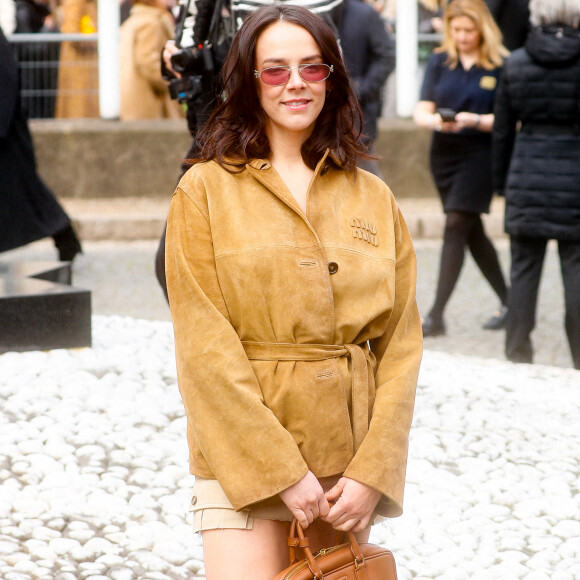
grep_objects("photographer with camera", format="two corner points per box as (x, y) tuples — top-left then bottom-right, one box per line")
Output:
(155, 0), (345, 297)
(161, 0), (225, 163)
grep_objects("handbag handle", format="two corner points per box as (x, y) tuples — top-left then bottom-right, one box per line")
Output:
(286, 518), (366, 579)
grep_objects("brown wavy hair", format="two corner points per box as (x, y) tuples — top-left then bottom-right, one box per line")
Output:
(191, 3), (367, 172)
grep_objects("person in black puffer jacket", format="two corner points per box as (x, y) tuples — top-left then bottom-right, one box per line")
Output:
(493, 0), (580, 369)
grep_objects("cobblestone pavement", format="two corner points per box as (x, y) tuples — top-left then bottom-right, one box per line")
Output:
(1, 316), (579, 580)
(2, 236), (573, 370)
(1, 233), (578, 580)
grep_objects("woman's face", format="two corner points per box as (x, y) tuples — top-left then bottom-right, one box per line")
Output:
(449, 15), (481, 55)
(254, 20), (328, 143)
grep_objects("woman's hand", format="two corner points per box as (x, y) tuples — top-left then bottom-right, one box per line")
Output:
(434, 112), (491, 133)
(413, 100), (438, 129)
(322, 477), (382, 532)
(414, 106), (467, 134)
(454, 112), (492, 132)
(279, 471), (330, 529)
(453, 111), (478, 131)
(163, 40), (181, 78)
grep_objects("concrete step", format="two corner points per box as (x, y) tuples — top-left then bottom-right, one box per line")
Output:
(61, 196), (507, 242)
(62, 197), (170, 242)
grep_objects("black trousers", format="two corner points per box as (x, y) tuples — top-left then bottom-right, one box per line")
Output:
(506, 236), (580, 369)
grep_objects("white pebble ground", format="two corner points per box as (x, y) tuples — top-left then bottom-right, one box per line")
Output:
(1, 316), (578, 579)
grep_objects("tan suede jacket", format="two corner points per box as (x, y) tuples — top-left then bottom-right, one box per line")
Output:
(166, 150), (423, 517)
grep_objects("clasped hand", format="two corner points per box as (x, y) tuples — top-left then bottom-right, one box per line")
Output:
(279, 471), (382, 532)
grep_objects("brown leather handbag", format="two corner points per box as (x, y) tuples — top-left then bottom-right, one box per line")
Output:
(272, 518), (398, 580)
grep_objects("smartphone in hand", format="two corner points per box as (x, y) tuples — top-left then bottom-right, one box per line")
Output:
(437, 108), (457, 122)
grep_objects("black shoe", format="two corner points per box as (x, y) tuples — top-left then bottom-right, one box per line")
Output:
(54, 224), (83, 262)
(483, 305), (508, 330)
(422, 316), (446, 337)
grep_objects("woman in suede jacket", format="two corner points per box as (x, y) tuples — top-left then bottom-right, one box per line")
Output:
(165, 5), (422, 579)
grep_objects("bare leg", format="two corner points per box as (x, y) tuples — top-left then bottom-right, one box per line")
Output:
(201, 518), (371, 580)
(202, 519), (290, 580)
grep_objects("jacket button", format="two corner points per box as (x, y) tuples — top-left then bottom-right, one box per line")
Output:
(328, 262), (339, 275)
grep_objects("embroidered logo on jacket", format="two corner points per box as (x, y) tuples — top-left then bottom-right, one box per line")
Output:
(480, 76), (497, 90)
(350, 217), (379, 246)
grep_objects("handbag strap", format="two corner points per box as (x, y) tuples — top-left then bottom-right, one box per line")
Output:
(289, 521), (323, 579)
(287, 519), (310, 564)
(287, 519), (368, 579)
(287, 520), (344, 564)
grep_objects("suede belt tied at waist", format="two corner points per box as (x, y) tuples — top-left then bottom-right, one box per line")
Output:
(241, 341), (370, 452)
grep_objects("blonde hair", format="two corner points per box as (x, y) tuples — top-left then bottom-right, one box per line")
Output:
(436, 0), (509, 70)
(529, 0), (580, 28)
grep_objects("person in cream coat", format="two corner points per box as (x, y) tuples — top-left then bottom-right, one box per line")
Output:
(120, 0), (183, 119)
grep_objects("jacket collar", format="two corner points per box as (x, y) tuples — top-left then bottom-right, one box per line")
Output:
(244, 149), (337, 219)
(246, 149), (343, 172)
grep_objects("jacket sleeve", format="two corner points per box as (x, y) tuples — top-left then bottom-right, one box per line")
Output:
(166, 182), (309, 510)
(343, 203), (422, 517)
(492, 66), (517, 193)
(356, 15), (395, 102)
(133, 17), (171, 93)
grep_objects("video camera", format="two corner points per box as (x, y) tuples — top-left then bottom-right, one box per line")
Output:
(165, 0), (222, 103)
(168, 43), (214, 103)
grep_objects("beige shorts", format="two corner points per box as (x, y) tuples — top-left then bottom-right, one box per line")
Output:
(190, 476), (384, 532)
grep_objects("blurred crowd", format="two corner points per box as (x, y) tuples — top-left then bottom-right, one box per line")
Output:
(0, 0), (531, 121)
(412, 0), (579, 370)
(0, 0), (99, 118)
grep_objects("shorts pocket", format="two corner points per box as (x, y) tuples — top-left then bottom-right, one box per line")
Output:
(190, 478), (253, 532)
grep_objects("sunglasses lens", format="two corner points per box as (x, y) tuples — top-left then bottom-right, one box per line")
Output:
(261, 67), (290, 85)
(258, 64), (331, 85)
(301, 64), (329, 82)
